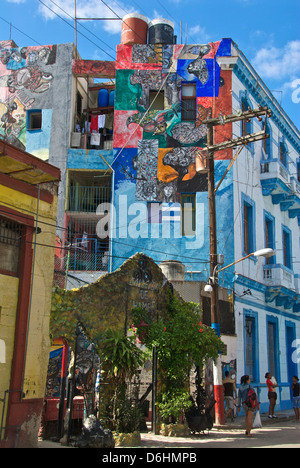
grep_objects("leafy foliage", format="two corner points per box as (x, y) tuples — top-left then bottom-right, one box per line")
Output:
(100, 328), (146, 384)
(99, 328), (146, 433)
(157, 389), (192, 424)
(132, 295), (223, 389)
(131, 295), (224, 423)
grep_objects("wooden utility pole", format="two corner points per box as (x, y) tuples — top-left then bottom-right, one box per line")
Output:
(204, 106), (272, 426)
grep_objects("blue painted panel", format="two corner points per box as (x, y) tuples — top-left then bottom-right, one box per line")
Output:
(67, 149), (114, 170)
(26, 109), (52, 160)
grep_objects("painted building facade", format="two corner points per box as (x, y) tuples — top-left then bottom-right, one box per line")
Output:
(110, 16), (300, 413)
(1, 14), (299, 418)
(0, 141), (60, 448)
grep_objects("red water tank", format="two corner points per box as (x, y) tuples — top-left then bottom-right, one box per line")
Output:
(121, 13), (148, 45)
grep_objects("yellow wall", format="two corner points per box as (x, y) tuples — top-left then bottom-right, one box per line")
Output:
(0, 274), (19, 435)
(0, 184), (58, 406)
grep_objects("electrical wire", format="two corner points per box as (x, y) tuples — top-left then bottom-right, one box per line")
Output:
(0, 16), (42, 46)
(0, 206), (211, 264)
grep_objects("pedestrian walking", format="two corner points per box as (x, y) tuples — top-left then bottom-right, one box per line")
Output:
(265, 372), (278, 419)
(237, 375), (259, 438)
(291, 376), (300, 423)
(223, 371), (237, 421)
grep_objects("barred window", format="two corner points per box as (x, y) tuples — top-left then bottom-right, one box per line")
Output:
(0, 218), (22, 274)
(182, 83), (196, 121)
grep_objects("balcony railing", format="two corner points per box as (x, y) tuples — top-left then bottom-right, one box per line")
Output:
(68, 186), (111, 213)
(263, 264), (295, 291)
(62, 238), (109, 272)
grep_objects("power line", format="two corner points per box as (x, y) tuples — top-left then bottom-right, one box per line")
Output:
(0, 207), (211, 264)
(0, 16), (42, 46)
(37, 0), (117, 61)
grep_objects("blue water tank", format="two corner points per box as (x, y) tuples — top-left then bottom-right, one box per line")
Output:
(98, 88), (109, 107)
(109, 90), (115, 106)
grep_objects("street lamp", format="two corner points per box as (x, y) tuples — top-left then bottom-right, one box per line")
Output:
(205, 248), (276, 289)
(204, 247), (275, 425)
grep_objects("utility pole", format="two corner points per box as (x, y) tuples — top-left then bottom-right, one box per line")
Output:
(203, 106), (271, 426)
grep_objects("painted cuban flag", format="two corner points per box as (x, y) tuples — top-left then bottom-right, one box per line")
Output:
(161, 203), (181, 222)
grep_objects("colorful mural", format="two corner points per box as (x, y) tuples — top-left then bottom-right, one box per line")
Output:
(0, 41), (57, 154)
(113, 39), (233, 202)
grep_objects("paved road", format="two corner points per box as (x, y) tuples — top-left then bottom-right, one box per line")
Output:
(140, 420), (300, 449)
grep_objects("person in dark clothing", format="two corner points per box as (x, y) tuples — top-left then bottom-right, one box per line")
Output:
(292, 376), (300, 423)
(223, 371), (237, 421)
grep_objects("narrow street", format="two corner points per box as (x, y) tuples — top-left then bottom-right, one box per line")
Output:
(140, 420), (300, 449)
(38, 416), (300, 449)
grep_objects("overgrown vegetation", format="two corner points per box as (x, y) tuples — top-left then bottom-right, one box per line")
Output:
(99, 328), (147, 433)
(131, 295), (224, 424)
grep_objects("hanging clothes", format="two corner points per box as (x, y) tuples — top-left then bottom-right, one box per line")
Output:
(90, 114), (98, 132)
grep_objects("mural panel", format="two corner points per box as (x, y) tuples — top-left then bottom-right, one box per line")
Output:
(114, 38), (232, 201)
(0, 42), (57, 151)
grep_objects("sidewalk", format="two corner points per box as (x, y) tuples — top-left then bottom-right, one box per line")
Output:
(37, 409), (296, 448)
(216, 408), (295, 430)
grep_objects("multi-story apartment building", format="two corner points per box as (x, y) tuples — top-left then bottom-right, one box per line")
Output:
(0, 12), (299, 415)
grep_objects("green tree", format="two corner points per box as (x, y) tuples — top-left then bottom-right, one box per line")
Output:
(131, 295), (223, 423)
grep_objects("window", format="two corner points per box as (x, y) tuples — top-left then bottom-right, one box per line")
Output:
(282, 226), (292, 269)
(181, 193), (196, 236)
(262, 121), (272, 159)
(267, 318), (279, 380)
(241, 100), (252, 136)
(264, 212), (275, 264)
(242, 196), (255, 255)
(244, 312), (259, 382)
(0, 218), (22, 275)
(280, 141), (288, 168)
(182, 83), (196, 121)
(27, 110), (42, 130)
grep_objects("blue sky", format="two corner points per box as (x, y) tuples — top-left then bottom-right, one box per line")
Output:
(1, 0), (300, 129)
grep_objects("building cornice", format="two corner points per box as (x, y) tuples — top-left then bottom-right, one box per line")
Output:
(231, 42), (300, 154)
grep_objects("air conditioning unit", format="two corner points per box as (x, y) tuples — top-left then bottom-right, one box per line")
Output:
(71, 132), (81, 148)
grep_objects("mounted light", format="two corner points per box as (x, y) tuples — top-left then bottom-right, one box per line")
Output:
(204, 284), (213, 293)
(253, 248), (275, 258)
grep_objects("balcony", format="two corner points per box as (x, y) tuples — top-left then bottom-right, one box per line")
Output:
(67, 238), (109, 272)
(260, 160), (300, 220)
(260, 159), (290, 195)
(68, 186), (111, 213)
(263, 264), (295, 290)
(263, 264), (299, 312)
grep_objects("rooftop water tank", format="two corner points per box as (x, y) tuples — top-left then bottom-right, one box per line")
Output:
(148, 18), (174, 45)
(159, 260), (185, 281)
(121, 13), (148, 45)
(98, 88), (109, 107)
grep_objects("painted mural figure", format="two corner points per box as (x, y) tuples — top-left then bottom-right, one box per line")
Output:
(0, 66), (54, 94)
(187, 44), (211, 84)
(130, 70), (162, 110)
(135, 139), (159, 201)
